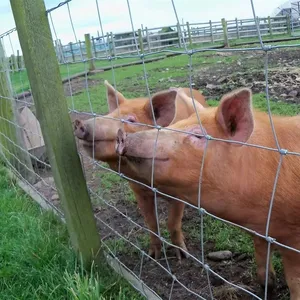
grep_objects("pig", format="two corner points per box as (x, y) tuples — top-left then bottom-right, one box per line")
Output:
(115, 87), (300, 299)
(74, 80), (207, 260)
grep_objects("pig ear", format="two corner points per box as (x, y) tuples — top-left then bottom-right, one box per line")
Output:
(144, 89), (178, 127)
(104, 80), (126, 113)
(216, 88), (254, 144)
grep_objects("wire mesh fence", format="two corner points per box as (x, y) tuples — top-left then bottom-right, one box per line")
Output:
(1, 0), (300, 299)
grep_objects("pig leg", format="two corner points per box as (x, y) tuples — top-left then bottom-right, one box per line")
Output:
(281, 246), (300, 300)
(253, 236), (276, 294)
(166, 199), (188, 260)
(129, 183), (162, 259)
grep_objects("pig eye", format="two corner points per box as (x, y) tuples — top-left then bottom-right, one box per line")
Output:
(189, 128), (204, 139)
(194, 134), (203, 139)
(125, 115), (137, 123)
(191, 128), (204, 140)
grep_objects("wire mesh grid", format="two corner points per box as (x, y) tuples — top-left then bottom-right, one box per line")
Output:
(1, 0), (300, 299)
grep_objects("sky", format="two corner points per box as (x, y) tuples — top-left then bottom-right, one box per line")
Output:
(0, 0), (287, 55)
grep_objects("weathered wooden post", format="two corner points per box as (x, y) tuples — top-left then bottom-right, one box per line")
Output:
(256, 16), (260, 36)
(106, 32), (112, 56)
(58, 39), (65, 62)
(186, 22), (192, 47)
(84, 33), (95, 71)
(235, 18), (240, 39)
(11, 54), (18, 72)
(145, 27), (151, 52)
(69, 42), (75, 62)
(92, 36), (97, 57)
(268, 16), (273, 37)
(10, 0), (101, 269)
(0, 40), (36, 184)
(177, 22), (182, 48)
(287, 15), (291, 35)
(221, 18), (229, 47)
(209, 20), (214, 43)
(110, 32), (116, 57)
(138, 29), (144, 53)
(76, 40), (82, 60)
(141, 24), (144, 35)
(17, 50), (21, 69)
(54, 39), (62, 63)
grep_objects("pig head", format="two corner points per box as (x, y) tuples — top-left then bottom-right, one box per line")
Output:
(74, 80), (207, 166)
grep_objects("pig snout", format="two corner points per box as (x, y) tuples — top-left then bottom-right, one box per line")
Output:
(74, 119), (90, 140)
(115, 129), (169, 162)
(116, 128), (127, 156)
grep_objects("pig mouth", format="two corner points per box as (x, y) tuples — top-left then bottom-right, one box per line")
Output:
(125, 155), (169, 164)
(81, 139), (114, 146)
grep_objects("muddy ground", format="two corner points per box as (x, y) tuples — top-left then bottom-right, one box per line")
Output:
(194, 48), (300, 105)
(26, 47), (300, 300)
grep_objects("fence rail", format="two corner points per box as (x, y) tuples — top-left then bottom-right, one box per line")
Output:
(53, 15), (297, 63)
(3, 14), (300, 67)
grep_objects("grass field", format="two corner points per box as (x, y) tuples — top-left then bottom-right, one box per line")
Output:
(0, 165), (144, 300)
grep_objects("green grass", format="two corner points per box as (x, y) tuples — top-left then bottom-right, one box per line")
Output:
(65, 51), (240, 113)
(10, 53), (169, 95)
(92, 165), (136, 206)
(0, 165), (143, 300)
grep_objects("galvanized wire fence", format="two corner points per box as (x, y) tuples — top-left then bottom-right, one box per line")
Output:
(1, 0), (300, 299)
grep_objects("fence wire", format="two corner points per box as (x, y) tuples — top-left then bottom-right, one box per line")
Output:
(1, 0), (300, 299)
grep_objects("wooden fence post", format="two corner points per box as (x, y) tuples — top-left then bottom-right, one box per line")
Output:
(92, 36), (97, 57)
(268, 16), (273, 37)
(10, 0), (101, 269)
(54, 39), (63, 63)
(110, 32), (116, 57)
(17, 50), (21, 69)
(9, 55), (13, 71)
(0, 40), (36, 184)
(256, 16), (260, 35)
(145, 27), (151, 52)
(235, 17), (240, 39)
(106, 32), (112, 56)
(141, 24), (144, 35)
(221, 18), (229, 47)
(186, 22), (192, 47)
(177, 22), (182, 48)
(11, 54), (18, 72)
(209, 20), (214, 43)
(84, 33), (95, 71)
(78, 40), (84, 58)
(58, 39), (65, 63)
(69, 42), (75, 62)
(138, 29), (144, 53)
(287, 14), (291, 35)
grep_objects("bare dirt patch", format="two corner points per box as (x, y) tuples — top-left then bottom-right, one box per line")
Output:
(194, 48), (300, 104)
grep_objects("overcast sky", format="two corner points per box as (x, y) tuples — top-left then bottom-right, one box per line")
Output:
(0, 0), (286, 55)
